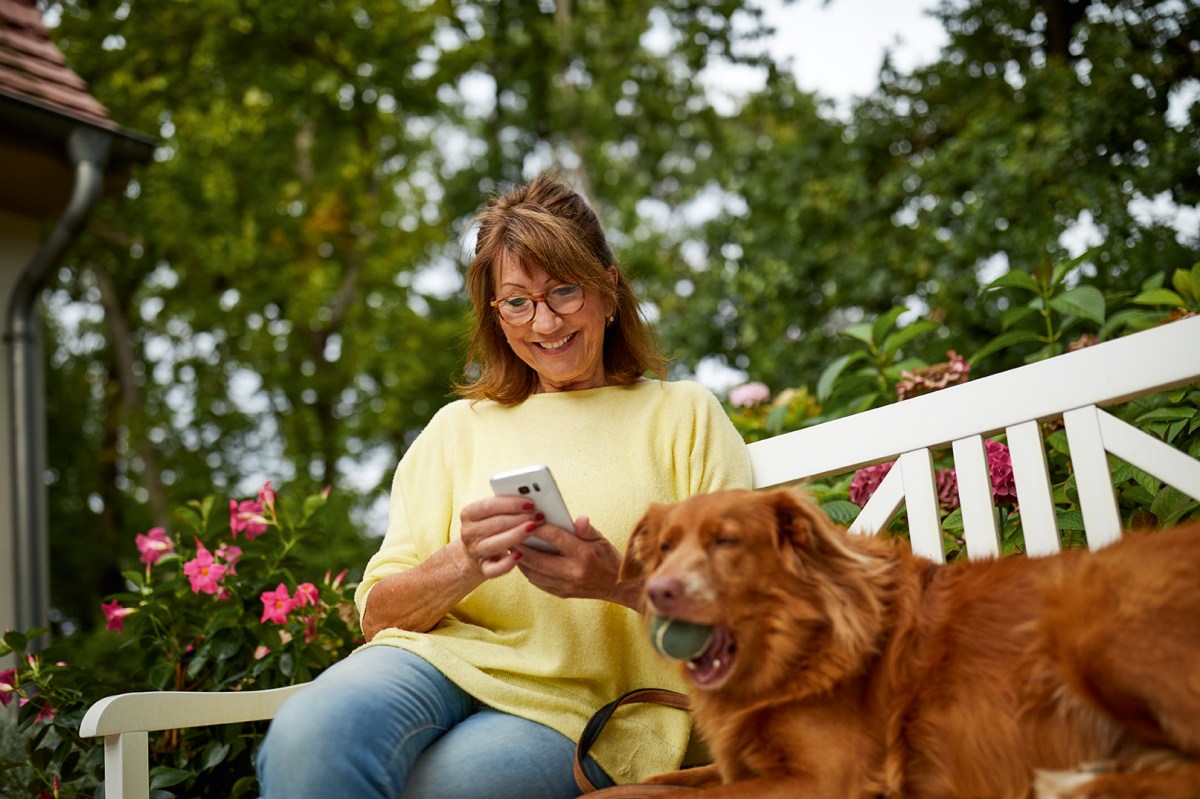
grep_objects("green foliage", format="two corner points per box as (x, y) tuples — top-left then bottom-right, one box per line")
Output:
(0, 485), (361, 797)
(36, 0), (1200, 628)
(724, 274), (1199, 557)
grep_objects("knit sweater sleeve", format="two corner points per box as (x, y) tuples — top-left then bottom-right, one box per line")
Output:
(353, 402), (459, 617)
(682, 381), (754, 495)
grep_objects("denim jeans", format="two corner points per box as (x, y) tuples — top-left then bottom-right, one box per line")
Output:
(256, 646), (615, 798)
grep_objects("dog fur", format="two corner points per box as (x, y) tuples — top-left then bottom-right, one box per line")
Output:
(619, 488), (1200, 798)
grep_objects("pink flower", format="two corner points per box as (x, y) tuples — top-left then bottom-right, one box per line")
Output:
(19, 697), (54, 722)
(324, 568), (347, 590)
(216, 543), (243, 574)
(896, 351), (971, 401)
(849, 462), (895, 508)
(0, 668), (16, 707)
(321, 485), (332, 499)
(230, 498), (269, 539)
(254, 645), (271, 660)
(294, 582), (319, 608)
(183, 542), (228, 595)
(101, 600), (136, 634)
(728, 381), (771, 408)
(260, 583), (296, 624)
(135, 527), (174, 566)
(935, 469), (959, 510)
(258, 480), (277, 516)
(985, 440), (1018, 504)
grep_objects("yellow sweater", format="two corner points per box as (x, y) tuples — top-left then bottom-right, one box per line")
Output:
(354, 379), (753, 783)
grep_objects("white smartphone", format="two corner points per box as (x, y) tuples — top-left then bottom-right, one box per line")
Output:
(490, 464), (575, 553)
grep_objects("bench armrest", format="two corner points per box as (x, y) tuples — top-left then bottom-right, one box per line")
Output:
(79, 683), (310, 799)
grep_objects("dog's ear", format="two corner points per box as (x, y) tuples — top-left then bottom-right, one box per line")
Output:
(767, 489), (845, 572)
(620, 502), (668, 581)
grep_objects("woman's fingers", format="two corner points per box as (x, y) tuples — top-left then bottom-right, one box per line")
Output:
(459, 496), (544, 576)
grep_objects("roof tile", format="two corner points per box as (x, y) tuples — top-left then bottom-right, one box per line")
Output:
(0, 0), (114, 128)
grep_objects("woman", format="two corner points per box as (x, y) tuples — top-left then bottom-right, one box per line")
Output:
(257, 174), (752, 798)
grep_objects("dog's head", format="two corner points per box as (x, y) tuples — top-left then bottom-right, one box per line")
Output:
(622, 488), (894, 698)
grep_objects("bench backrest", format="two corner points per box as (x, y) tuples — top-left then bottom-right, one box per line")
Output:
(744, 314), (1200, 562)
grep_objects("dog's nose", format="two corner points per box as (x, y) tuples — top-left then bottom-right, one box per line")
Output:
(646, 575), (685, 613)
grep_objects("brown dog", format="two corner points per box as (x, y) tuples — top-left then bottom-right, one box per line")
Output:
(619, 488), (1200, 798)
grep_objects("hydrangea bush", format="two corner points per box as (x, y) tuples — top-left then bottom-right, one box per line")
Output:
(723, 265), (1200, 558)
(1, 482), (361, 798)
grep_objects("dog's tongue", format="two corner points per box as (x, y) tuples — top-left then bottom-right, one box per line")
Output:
(685, 625), (736, 688)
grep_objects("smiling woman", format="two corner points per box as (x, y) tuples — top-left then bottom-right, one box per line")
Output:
(254, 173), (754, 798)
(458, 174), (668, 403)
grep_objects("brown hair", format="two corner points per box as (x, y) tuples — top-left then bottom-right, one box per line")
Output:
(454, 174), (667, 404)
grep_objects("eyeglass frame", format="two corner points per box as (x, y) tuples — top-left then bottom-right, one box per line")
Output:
(488, 284), (586, 324)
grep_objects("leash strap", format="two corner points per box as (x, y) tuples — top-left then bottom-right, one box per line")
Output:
(574, 688), (690, 794)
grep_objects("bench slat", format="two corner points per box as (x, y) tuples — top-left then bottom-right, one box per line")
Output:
(1007, 421), (1060, 557)
(1064, 406), (1123, 550)
(951, 435), (1001, 559)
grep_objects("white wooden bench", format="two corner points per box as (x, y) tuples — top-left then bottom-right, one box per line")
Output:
(80, 314), (1200, 799)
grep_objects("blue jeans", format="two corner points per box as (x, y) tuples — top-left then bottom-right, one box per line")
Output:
(256, 646), (615, 798)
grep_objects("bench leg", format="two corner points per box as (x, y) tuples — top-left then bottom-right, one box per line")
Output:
(105, 731), (149, 799)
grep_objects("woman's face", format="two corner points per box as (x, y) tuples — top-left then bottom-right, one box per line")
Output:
(493, 253), (616, 394)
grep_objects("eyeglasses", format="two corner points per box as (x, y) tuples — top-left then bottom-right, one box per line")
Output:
(489, 284), (585, 324)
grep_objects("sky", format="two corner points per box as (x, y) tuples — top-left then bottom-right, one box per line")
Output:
(707, 0), (949, 115)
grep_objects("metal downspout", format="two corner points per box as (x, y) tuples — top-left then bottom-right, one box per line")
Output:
(6, 126), (113, 634)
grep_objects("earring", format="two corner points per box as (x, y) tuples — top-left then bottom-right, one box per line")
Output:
(606, 314), (615, 327)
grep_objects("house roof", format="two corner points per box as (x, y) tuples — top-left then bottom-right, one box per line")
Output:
(0, 0), (114, 128)
(0, 0), (153, 219)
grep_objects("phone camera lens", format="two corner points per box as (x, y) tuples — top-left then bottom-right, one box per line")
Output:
(519, 486), (530, 495)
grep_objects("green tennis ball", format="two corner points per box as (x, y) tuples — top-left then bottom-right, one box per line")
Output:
(649, 615), (714, 661)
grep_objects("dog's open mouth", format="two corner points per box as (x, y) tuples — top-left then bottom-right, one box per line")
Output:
(684, 625), (736, 689)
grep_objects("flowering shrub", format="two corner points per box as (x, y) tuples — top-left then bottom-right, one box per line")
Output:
(895, 351), (970, 401)
(723, 383), (822, 443)
(0, 483), (361, 798)
(726, 268), (1200, 559)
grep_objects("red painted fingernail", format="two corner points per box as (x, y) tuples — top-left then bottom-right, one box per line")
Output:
(525, 522), (538, 532)
(535, 512), (545, 522)
(513, 550), (523, 561)
(523, 502), (535, 510)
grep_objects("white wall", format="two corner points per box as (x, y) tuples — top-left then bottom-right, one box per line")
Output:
(0, 208), (41, 666)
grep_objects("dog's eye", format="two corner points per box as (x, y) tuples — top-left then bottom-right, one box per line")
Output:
(659, 541), (672, 553)
(714, 536), (740, 548)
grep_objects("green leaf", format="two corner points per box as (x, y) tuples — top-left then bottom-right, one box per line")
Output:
(2, 630), (28, 653)
(1174, 264), (1200, 304)
(1048, 285), (1106, 325)
(1134, 407), (1196, 423)
(763, 403), (788, 435)
(1045, 429), (1071, 456)
(188, 646), (215, 680)
(820, 500), (862, 525)
(816, 352), (862, 403)
(202, 740), (232, 770)
(150, 766), (192, 790)
(302, 493), (328, 523)
(1050, 251), (1092, 289)
(880, 320), (939, 360)
(999, 304), (1038, 330)
(941, 508), (964, 533)
(1055, 510), (1086, 531)
(841, 322), (875, 347)
(1151, 488), (1197, 528)
(968, 330), (1046, 366)
(280, 651), (296, 678)
(983, 269), (1040, 294)
(871, 306), (906, 345)
(1131, 288), (1185, 307)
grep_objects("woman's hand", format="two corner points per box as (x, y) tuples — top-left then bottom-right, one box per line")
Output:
(515, 517), (644, 610)
(458, 496), (546, 578)
(361, 496), (543, 639)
